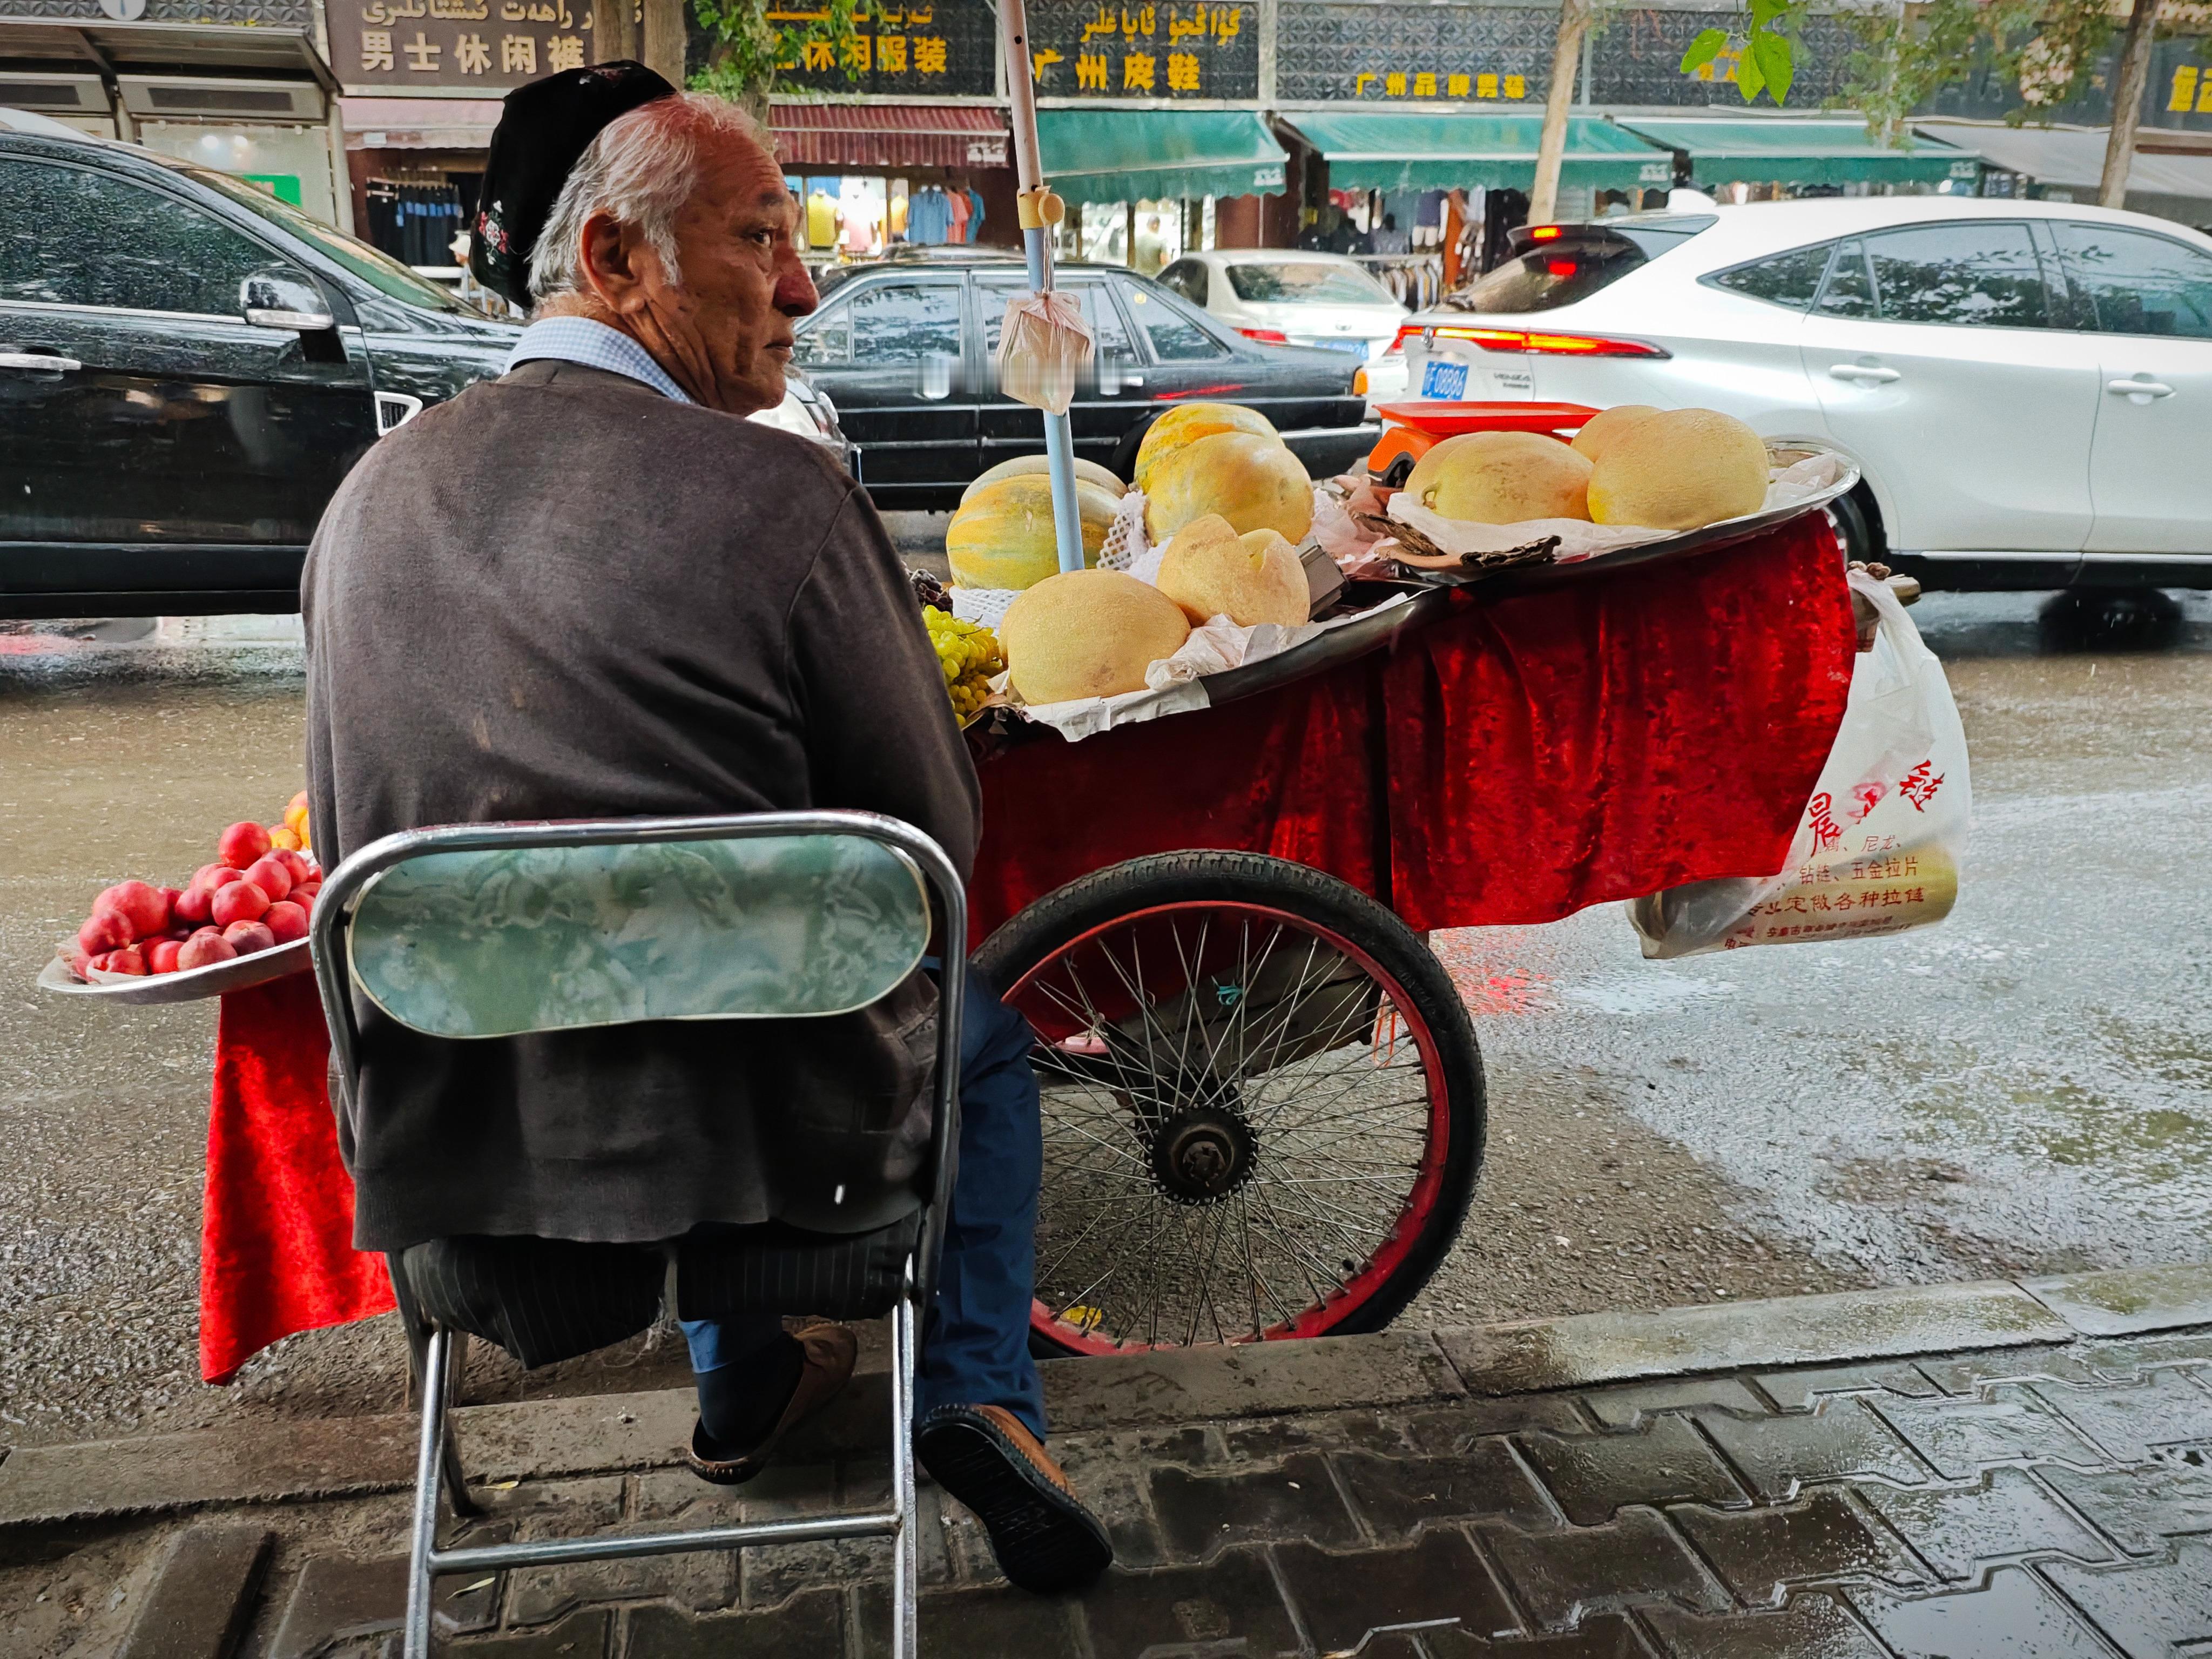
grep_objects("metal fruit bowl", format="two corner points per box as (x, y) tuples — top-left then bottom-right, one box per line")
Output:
(37, 937), (312, 1004)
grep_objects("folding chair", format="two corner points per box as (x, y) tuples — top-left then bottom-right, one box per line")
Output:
(308, 811), (964, 1659)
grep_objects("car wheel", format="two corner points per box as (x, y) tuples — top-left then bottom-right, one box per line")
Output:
(1826, 485), (1882, 565)
(1110, 415), (1160, 485)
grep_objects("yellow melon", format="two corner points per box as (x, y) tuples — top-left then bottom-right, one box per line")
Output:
(1420, 431), (1591, 524)
(1156, 515), (1310, 628)
(946, 475), (1117, 590)
(1587, 408), (1770, 530)
(1401, 429), (1568, 505)
(999, 569), (1192, 704)
(1132, 402), (1279, 493)
(1569, 404), (1662, 463)
(1145, 431), (1313, 545)
(961, 453), (1126, 504)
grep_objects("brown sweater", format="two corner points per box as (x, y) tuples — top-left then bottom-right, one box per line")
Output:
(302, 360), (980, 1251)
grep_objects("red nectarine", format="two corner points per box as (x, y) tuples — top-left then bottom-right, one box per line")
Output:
(262, 900), (308, 945)
(272, 848), (312, 885)
(222, 920), (276, 955)
(218, 821), (272, 869)
(93, 948), (147, 976)
(146, 939), (184, 974)
(99, 880), (169, 940)
(173, 885), (214, 926)
(211, 880), (270, 927)
(177, 933), (238, 970)
(244, 856), (293, 901)
(78, 909), (132, 954)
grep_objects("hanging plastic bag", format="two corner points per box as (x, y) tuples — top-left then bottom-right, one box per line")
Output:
(995, 289), (1094, 417)
(1628, 569), (1971, 958)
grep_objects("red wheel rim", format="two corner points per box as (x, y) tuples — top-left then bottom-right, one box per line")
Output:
(1009, 900), (1452, 1354)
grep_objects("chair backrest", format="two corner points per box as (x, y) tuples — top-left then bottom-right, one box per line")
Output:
(342, 831), (932, 1040)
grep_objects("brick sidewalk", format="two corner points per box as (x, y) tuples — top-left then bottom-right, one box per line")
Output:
(16, 1271), (2212, 1658)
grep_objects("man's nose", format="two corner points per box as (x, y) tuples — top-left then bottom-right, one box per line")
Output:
(775, 253), (818, 318)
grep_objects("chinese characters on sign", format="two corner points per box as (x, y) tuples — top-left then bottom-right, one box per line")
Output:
(1027, 0), (1259, 99)
(332, 0), (594, 88)
(771, 0), (996, 97)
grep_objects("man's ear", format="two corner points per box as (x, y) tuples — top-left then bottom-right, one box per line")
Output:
(577, 211), (655, 318)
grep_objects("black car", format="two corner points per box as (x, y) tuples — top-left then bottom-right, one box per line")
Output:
(0, 128), (523, 617)
(799, 253), (1378, 508)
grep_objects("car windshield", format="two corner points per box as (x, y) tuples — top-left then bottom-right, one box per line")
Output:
(1441, 218), (1713, 315)
(1224, 261), (1396, 305)
(186, 165), (477, 314)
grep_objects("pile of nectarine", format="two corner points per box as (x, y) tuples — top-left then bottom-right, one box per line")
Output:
(64, 795), (322, 982)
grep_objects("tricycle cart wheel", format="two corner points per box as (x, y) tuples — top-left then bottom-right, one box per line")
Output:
(976, 852), (1486, 1356)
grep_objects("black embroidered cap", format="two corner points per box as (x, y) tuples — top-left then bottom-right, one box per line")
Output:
(469, 60), (677, 305)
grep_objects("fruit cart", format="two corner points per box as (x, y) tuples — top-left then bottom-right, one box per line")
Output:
(39, 429), (1863, 1385)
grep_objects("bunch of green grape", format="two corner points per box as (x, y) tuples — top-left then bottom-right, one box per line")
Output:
(924, 608), (1004, 721)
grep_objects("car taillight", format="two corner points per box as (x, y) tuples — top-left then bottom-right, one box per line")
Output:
(1238, 327), (1290, 343)
(1352, 367), (1368, 396)
(1428, 325), (1668, 359)
(1386, 325), (1416, 355)
(1528, 225), (1565, 240)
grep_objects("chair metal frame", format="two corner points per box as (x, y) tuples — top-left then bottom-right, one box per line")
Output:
(309, 811), (967, 1659)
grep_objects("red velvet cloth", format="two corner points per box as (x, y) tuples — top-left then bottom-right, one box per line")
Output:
(972, 517), (1856, 941)
(197, 518), (1852, 1378)
(201, 972), (393, 1382)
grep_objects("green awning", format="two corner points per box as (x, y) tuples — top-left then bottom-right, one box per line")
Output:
(1613, 118), (1981, 187)
(1276, 112), (1674, 194)
(1037, 110), (1287, 206)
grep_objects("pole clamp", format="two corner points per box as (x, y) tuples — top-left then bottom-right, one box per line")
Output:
(1016, 187), (1065, 231)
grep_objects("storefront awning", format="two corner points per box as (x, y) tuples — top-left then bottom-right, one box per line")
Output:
(1914, 119), (2212, 207)
(1274, 112), (1671, 194)
(1614, 118), (1978, 187)
(1037, 110), (1286, 205)
(772, 103), (1010, 170)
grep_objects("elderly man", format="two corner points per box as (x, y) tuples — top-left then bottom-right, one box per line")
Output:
(302, 64), (1110, 1595)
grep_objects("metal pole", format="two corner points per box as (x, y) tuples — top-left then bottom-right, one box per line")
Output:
(999, 0), (1087, 574)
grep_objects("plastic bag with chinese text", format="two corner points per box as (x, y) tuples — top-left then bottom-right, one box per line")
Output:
(994, 289), (1094, 417)
(1627, 569), (1971, 959)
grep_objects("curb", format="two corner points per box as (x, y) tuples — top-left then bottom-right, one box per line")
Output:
(4, 1262), (2207, 1532)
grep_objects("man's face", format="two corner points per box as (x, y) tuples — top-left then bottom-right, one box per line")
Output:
(631, 130), (816, 416)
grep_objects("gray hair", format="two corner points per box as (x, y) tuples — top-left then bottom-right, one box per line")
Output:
(528, 92), (768, 306)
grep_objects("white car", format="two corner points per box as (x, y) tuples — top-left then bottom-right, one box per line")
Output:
(1156, 250), (1408, 396)
(1388, 198), (2212, 590)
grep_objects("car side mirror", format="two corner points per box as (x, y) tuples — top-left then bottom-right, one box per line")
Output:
(242, 273), (335, 333)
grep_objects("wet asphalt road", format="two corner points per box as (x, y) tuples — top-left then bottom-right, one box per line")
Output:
(1, 589), (2208, 1447)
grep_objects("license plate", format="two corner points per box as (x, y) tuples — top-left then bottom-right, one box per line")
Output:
(1316, 338), (1369, 355)
(1421, 360), (1469, 400)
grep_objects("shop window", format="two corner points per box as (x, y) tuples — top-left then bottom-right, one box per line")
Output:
(0, 158), (275, 317)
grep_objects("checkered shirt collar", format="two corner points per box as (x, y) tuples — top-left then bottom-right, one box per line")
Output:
(505, 315), (692, 405)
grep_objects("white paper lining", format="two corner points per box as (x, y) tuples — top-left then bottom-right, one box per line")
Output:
(1386, 451), (1847, 563)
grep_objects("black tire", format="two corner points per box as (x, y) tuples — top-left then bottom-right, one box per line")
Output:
(1109, 413), (1162, 484)
(977, 851), (1486, 1357)
(1827, 485), (1882, 566)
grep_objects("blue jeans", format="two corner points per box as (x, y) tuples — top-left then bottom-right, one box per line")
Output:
(682, 965), (1048, 1440)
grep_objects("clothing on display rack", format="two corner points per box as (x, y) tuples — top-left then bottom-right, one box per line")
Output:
(363, 177), (465, 268)
(964, 187), (984, 241)
(945, 187), (971, 244)
(806, 188), (840, 249)
(906, 184), (955, 245)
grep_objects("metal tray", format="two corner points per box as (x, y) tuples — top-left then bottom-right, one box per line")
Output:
(37, 937), (312, 1004)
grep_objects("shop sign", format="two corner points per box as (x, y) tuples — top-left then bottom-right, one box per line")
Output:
(1276, 2), (1550, 103)
(1024, 0), (1260, 100)
(330, 0), (596, 90)
(771, 0), (997, 98)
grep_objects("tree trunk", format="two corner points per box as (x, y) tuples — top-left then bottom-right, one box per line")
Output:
(2100, 0), (2160, 209)
(1529, 0), (1590, 224)
(640, 0), (689, 86)
(597, 0), (639, 64)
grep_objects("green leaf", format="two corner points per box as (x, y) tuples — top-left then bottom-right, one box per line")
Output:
(1735, 35), (1767, 100)
(1752, 28), (1796, 104)
(1749, 0), (1786, 30)
(1678, 26), (1729, 73)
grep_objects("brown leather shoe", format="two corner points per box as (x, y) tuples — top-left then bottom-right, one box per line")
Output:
(915, 1403), (1114, 1594)
(682, 1322), (857, 1486)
